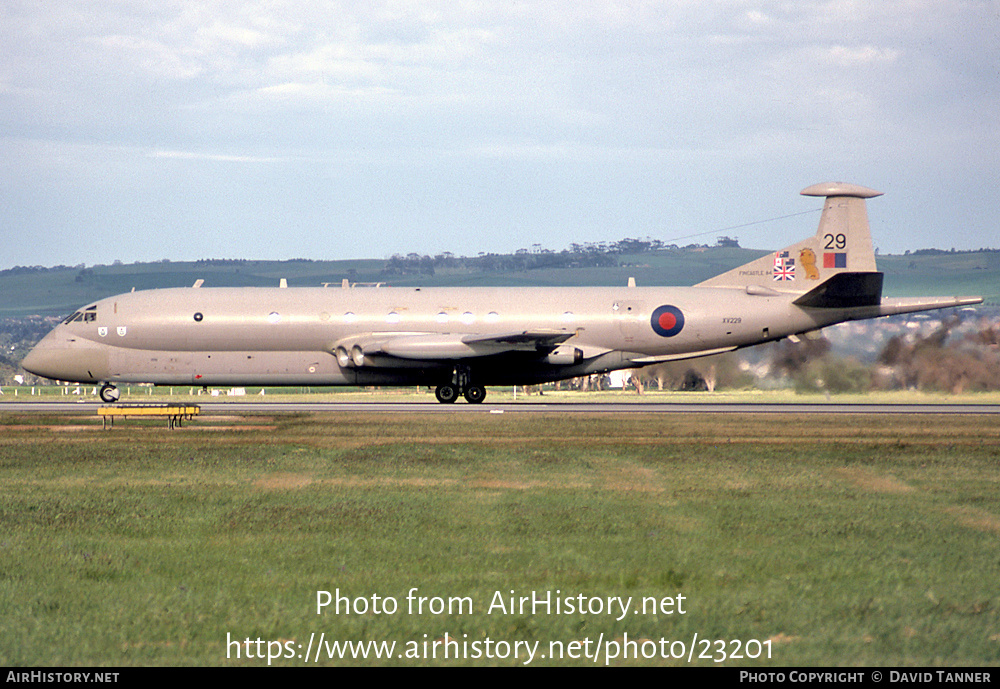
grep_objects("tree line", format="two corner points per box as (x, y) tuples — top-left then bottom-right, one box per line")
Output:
(381, 236), (737, 276)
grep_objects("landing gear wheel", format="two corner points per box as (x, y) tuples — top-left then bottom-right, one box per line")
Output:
(99, 384), (120, 404)
(435, 384), (459, 404)
(463, 385), (486, 404)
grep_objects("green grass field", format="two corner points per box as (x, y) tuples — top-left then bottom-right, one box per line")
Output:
(2, 410), (999, 666)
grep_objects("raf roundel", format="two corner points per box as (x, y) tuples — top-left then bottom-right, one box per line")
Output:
(650, 305), (685, 337)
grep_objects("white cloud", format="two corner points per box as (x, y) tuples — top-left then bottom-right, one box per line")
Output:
(819, 45), (900, 66)
(147, 148), (287, 163)
(2, 0), (998, 267)
(94, 34), (206, 80)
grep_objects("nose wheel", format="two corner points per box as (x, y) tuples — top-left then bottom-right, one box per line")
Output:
(99, 384), (120, 404)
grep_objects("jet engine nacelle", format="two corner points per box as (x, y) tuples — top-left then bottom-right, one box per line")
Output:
(545, 345), (583, 366)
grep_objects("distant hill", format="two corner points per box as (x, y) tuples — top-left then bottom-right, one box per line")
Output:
(2, 248), (997, 318)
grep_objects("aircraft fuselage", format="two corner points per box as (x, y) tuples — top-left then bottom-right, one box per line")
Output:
(24, 284), (839, 388)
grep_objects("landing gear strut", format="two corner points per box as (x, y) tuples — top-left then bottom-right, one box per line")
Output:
(433, 365), (486, 404)
(99, 384), (120, 404)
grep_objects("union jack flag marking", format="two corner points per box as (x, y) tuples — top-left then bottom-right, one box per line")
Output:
(773, 251), (795, 281)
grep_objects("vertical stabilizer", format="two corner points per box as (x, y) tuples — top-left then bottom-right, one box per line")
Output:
(696, 182), (883, 291)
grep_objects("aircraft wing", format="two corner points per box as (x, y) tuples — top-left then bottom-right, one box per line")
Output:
(461, 329), (576, 347)
(346, 330), (577, 362)
(630, 346), (738, 364)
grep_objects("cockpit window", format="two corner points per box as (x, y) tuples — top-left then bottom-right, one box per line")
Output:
(62, 305), (97, 324)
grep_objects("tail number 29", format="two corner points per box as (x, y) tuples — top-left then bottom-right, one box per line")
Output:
(824, 233), (847, 249)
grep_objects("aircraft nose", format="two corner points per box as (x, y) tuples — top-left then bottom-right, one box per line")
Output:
(21, 345), (63, 379)
(21, 336), (109, 383)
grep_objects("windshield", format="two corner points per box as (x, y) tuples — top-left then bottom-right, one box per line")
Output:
(61, 305), (97, 324)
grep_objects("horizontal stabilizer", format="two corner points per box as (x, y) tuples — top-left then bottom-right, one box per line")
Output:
(876, 296), (983, 317)
(793, 272), (884, 308)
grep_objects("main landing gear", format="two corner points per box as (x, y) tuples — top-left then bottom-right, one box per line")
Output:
(434, 366), (486, 404)
(434, 383), (486, 404)
(99, 383), (120, 403)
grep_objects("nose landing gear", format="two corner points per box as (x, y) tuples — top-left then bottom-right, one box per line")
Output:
(99, 384), (120, 404)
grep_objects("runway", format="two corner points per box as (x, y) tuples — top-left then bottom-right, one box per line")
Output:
(2, 401), (1000, 414)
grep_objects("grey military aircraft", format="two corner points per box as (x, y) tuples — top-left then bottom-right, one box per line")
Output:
(22, 182), (982, 403)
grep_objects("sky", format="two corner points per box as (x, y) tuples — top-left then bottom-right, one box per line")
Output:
(1, 1), (997, 270)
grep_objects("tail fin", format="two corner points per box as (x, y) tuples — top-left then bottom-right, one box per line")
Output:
(696, 182), (883, 291)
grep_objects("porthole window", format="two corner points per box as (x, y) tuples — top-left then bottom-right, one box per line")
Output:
(193, 312), (204, 322)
